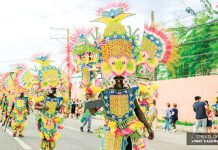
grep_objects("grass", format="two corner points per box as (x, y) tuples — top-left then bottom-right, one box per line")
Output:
(158, 119), (193, 126)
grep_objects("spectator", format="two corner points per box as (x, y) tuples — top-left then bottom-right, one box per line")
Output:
(80, 94), (93, 133)
(71, 100), (77, 119)
(193, 96), (207, 133)
(205, 100), (213, 133)
(163, 103), (171, 132)
(149, 100), (158, 131)
(170, 103), (178, 132)
(212, 97), (218, 132)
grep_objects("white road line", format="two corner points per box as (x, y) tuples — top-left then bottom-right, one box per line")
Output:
(64, 125), (156, 150)
(1, 125), (33, 150)
(63, 125), (81, 132)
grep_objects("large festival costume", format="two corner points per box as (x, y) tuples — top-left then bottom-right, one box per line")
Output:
(33, 56), (64, 150)
(71, 27), (101, 96)
(87, 2), (178, 150)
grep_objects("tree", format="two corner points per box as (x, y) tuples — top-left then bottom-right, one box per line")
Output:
(157, 1), (218, 80)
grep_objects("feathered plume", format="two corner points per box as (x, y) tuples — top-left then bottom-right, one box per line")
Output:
(97, 2), (129, 16)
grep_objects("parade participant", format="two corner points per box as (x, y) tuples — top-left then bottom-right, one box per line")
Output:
(1, 93), (9, 126)
(71, 100), (77, 119)
(63, 101), (71, 119)
(86, 2), (158, 149)
(10, 92), (29, 137)
(35, 87), (63, 150)
(93, 76), (154, 150)
(1, 72), (16, 127)
(33, 55), (64, 150)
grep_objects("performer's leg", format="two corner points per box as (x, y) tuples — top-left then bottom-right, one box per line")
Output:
(11, 123), (17, 137)
(18, 124), (24, 137)
(87, 116), (92, 132)
(125, 136), (132, 150)
(80, 117), (88, 132)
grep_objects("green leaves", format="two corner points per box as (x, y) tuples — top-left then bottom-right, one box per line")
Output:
(157, 8), (218, 80)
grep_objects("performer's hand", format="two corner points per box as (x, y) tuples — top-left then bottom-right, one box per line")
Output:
(147, 128), (154, 140)
(42, 106), (49, 111)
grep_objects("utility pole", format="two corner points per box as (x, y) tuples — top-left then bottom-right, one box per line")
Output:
(50, 27), (72, 100)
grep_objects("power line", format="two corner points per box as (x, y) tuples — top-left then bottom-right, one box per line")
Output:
(170, 19), (218, 30)
(180, 52), (218, 58)
(179, 36), (218, 46)
(183, 33), (218, 42)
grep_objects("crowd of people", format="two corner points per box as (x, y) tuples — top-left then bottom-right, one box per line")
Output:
(193, 96), (218, 133)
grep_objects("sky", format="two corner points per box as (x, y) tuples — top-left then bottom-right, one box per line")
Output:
(0, 0), (217, 73)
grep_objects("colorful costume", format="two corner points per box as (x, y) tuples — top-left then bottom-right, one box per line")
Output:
(33, 56), (64, 150)
(11, 96), (29, 136)
(36, 96), (63, 150)
(71, 28), (101, 96)
(1, 72), (16, 126)
(91, 2), (177, 149)
(93, 2), (145, 149)
(10, 64), (37, 136)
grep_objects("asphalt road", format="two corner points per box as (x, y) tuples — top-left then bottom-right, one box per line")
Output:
(0, 114), (217, 150)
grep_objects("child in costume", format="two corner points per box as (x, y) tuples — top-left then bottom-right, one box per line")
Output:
(33, 56), (64, 150)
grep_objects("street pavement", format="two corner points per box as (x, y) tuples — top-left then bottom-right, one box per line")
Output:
(0, 114), (217, 150)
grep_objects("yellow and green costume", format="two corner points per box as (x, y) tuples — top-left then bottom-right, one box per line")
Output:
(36, 96), (63, 150)
(11, 97), (29, 135)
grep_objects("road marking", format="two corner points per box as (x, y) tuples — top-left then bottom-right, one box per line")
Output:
(146, 147), (156, 150)
(1, 125), (33, 150)
(63, 125), (81, 132)
(64, 125), (156, 150)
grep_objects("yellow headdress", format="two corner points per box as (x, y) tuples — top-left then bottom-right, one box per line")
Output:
(94, 2), (136, 77)
(33, 55), (62, 89)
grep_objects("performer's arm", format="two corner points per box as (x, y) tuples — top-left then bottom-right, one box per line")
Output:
(8, 101), (14, 116)
(34, 102), (48, 111)
(56, 105), (61, 111)
(26, 98), (30, 114)
(134, 99), (154, 140)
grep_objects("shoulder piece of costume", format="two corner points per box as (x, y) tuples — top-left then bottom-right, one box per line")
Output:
(3, 72), (15, 91)
(14, 64), (38, 93)
(135, 25), (178, 79)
